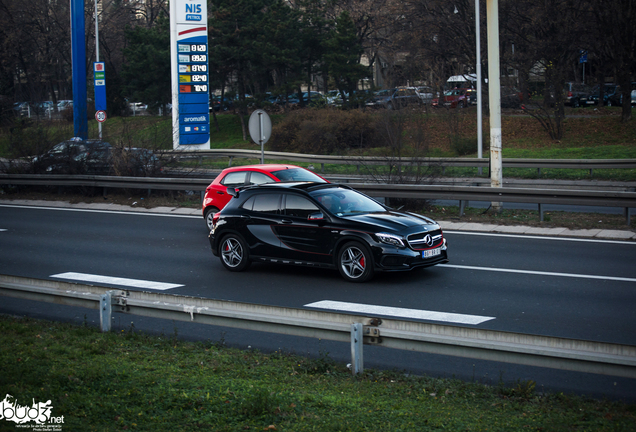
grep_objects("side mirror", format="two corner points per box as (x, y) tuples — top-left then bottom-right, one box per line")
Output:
(227, 188), (238, 198)
(308, 212), (324, 221)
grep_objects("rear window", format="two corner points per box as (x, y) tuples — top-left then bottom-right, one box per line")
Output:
(221, 171), (247, 187)
(271, 168), (325, 183)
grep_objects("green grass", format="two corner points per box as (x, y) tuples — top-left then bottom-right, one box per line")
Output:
(1, 315), (634, 431)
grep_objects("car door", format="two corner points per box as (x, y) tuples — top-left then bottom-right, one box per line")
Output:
(240, 192), (283, 258)
(213, 171), (249, 209)
(273, 193), (334, 264)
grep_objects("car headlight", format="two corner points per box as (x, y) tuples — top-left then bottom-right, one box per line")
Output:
(376, 233), (405, 247)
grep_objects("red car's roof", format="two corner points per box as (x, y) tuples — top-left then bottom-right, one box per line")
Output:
(220, 164), (304, 173)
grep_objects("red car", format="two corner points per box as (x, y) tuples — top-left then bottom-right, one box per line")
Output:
(432, 88), (473, 108)
(202, 164), (328, 230)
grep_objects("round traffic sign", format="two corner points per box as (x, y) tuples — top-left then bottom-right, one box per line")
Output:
(248, 109), (272, 144)
(95, 110), (107, 123)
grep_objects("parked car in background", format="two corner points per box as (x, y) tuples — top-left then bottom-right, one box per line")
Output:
(367, 87), (420, 109)
(582, 84), (619, 106)
(414, 86), (434, 104)
(57, 100), (73, 111)
(500, 87), (524, 108)
(432, 88), (472, 108)
(32, 138), (111, 174)
(564, 82), (591, 107)
(325, 90), (342, 105)
(209, 182), (449, 282)
(606, 83), (636, 107)
(202, 164), (328, 230)
(211, 96), (233, 111)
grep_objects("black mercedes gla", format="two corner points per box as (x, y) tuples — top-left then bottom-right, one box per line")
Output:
(209, 182), (448, 282)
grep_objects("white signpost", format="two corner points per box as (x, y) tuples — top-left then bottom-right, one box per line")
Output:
(248, 109), (272, 164)
(169, 0), (210, 149)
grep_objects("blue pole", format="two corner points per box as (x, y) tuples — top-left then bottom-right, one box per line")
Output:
(70, 0), (88, 139)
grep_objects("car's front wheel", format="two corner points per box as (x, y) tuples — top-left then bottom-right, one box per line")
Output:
(337, 241), (374, 282)
(219, 234), (251, 272)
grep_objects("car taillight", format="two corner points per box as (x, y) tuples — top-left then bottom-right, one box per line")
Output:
(568, 91), (573, 97)
(212, 212), (220, 227)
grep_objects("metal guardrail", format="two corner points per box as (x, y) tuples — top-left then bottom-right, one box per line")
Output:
(1, 173), (634, 224)
(1, 274), (635, 377)
(162, 149), (636, 173)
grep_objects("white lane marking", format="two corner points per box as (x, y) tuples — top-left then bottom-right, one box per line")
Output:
(438, 264), (636, 283)
(0, 204), (200, 219)
(444, 230), (636, 245)
(51, 272), (183, 290)
(304, 300), (494, 325)
(0, 229), (6, 231)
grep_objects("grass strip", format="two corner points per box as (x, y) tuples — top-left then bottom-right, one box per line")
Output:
(1, 315), (634, 431)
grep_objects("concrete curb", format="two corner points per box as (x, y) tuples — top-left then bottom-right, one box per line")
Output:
(1, 199), (634, 241)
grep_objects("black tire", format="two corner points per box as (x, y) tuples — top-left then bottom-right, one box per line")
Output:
(219, 234), (251, 272)
(337, 241), (374, 282)
(204, 206), (220, 231)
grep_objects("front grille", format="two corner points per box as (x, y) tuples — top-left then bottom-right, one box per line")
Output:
(407, 229), (443, 250)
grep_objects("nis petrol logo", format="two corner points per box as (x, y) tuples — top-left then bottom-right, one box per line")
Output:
(185, 1), (202, 21)
(1, 394), (64, 426)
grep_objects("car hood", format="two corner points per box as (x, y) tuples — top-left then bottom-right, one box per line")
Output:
(343, 211), (438, 232)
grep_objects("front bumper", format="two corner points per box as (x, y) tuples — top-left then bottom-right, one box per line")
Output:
(374, 238), (449, 272)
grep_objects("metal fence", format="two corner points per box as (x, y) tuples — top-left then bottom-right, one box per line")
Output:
(1, 173), (634, 224)
(1, 274), (635, 377)
(163, 149), (636, 176)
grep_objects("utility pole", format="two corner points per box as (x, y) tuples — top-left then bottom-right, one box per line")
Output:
(476, 0), (483, 176)
(70, 0), (88, 139)
(487, 0), (503, 211)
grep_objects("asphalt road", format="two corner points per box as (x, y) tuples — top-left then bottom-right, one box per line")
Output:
(1, 203), (635, 400)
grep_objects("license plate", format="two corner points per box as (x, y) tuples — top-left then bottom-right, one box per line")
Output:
(423, 247), (441, 258)
(586, 100), (595, 104)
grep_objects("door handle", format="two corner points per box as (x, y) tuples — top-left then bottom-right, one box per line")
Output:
(281, 219), (293, 224)
(217, 191), (224, 194)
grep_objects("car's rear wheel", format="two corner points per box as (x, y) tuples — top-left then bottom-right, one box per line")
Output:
(219, 234), (251, 272)
(204, 206), (219, 231)
(337, 241), (374, 282)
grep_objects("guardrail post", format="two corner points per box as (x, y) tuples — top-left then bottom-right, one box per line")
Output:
(228, 156), (233, 167)
(539, 203), (544, 222)
(625, 207), (631, 226)
(100, 291), (112, 332)
(351, 323), (363, 375)
(459, 200), (466, 217)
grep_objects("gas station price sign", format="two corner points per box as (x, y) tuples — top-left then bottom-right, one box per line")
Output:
(171, 0), (210, 147)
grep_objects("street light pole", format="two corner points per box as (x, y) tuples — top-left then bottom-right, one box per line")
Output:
(487, 0), (503, 211)
(476, 0), (483, 175)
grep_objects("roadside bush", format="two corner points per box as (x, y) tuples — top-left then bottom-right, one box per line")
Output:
(269, 109), (383, 154)
(450, 136), (478, 156)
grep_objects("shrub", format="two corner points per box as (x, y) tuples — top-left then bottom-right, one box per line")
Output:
(269, 109), (383, 154)
(450, 136), (478, 156)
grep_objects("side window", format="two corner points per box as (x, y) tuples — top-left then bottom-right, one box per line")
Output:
(221, 171), (247, 187)
(241, 196), (255, 211)
(249, 172), (275, 185)
(251, 194), (281, 214)
(285, 194), (319, 219)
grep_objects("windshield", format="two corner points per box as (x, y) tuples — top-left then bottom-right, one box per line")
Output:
(271, 168), (326, 183)
(310, 187), (385, 216)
